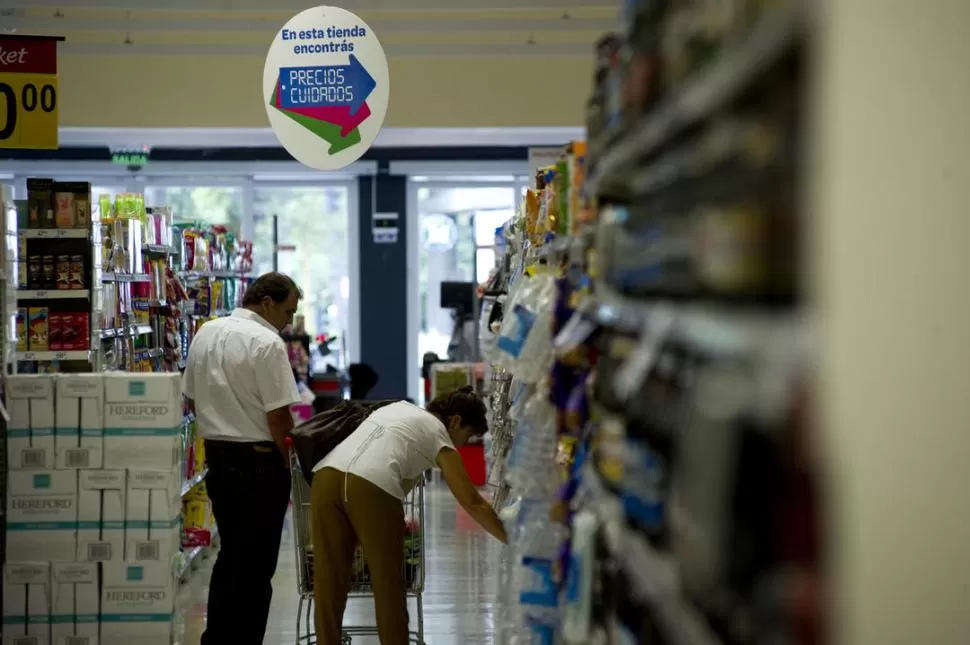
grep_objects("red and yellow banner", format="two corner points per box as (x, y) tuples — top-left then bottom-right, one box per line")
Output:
(0, 36), (62, 150)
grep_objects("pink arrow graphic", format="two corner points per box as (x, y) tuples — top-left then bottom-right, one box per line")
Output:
(274, 79), (371, 137)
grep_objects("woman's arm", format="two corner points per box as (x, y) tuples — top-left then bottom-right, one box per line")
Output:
(436, 447), (508, 544)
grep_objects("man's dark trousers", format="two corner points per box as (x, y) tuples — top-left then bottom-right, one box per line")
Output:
(201, 440), (291, 645)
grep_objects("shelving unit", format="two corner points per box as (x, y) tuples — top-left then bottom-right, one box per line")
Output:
(485, 3), (817, 643)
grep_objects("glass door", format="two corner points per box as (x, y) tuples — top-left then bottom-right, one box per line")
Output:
(252, 183), (354, 371)
(413, 183), (517, 364)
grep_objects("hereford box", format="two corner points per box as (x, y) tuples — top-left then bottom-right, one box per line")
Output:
(102, 374), (182, 470)
(124, 469), (180, 563)
(55, 374), (105, 470)
(6, 470), (78, 563)
(100, 562), (174, 645)
(51, 562), (99, 645)
(3, 562), (51, 645)
(6, 374), (56, 470)
(77, 470), (126, 563)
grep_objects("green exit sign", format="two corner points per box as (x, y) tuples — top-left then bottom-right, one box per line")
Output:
(112, 152), (149, 166)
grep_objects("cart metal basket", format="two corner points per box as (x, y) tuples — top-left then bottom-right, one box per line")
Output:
(286, 441), (426, 645)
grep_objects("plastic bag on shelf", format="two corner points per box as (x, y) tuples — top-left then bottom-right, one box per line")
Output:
(496, 272), (557, 383)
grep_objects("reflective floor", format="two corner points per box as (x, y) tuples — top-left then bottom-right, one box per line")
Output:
(176, 482), (503, 644)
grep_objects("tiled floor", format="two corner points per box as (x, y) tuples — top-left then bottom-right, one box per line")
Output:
(176, 482), (503, 644)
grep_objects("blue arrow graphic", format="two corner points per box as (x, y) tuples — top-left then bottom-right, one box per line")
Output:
(278, 54), (376, 116)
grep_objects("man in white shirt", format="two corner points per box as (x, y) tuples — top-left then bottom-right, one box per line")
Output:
(182, 272), (302, 645)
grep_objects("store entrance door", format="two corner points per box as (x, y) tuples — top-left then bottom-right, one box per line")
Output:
(252, 183), (355, 372)
(410, 182), (518, 396)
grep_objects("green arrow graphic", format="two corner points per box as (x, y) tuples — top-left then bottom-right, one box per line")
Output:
(270, 84), (361, 155)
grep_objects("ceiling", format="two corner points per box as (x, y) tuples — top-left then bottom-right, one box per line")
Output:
(0, 0), (619, 57)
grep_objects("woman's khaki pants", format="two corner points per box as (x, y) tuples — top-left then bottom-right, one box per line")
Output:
(311, 467), (408, 644)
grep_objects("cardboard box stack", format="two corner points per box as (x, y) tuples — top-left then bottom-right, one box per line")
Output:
(4, 373), (184, 645)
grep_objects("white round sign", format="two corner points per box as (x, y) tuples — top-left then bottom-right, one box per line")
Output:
(263, 7), (389, 170)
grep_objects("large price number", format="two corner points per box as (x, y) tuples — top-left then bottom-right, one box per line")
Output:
(0, 81), (56, 141)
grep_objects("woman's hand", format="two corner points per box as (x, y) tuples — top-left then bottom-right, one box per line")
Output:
(436, 448), (508, 544)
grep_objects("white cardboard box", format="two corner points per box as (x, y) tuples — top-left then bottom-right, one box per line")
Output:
(51, 562), (99, 645)
(54, 375), (105, 470)
(102, 374), (182, 470)
(77, 470), (126, 563)
(124, 469), (180, 563)
(7, 375), (56, 470)
(3, 562), (51, 645)
(6, 471), (78, 562)
(100, 562), (174, 645)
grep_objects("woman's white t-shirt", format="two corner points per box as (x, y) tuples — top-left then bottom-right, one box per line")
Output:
(312, 401), (455, 499)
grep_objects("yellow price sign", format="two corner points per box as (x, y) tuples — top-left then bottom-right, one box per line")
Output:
(0, 35), (63, 150)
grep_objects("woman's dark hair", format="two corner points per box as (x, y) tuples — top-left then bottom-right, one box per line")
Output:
(242, 272), (302, 306)
(427, 385), (488, 436)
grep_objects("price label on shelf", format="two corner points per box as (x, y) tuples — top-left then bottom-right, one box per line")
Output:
(31, 290), (48, 298)
(53, 351), (67, 360)
(0, 37), (63, 150)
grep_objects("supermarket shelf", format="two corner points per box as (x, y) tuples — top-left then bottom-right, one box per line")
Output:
(15, 350), (91, 361)
(134, 347), (164, 359)
(586, 285), (806, 356)
(17, 289), (91, 300)
(18, 228), (88, 239)
(177, 525), (219, 581)
(100, 324), (153, 339)
(180, 270), (251, 280)
(143, 244), (175, 255)
(588, 0), (804, 198)
(102, 273), (151, 283)
(181, 468), (208, 498)
(583, 463), (720, 645)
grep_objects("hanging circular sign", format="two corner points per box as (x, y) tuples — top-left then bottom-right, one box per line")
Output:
(263, 6), (389, 170)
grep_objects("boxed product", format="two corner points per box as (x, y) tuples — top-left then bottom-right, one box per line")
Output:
(16, 307), (27, 351)
(27, 177), (55, 229)
(48, 313), (63, 351)
(28, 306), (49, 351)
(52, 181), (92, 229)
(103, 374), (182, 470)
(100, 562), (174, 645)
(3, 562), (51, 645)
(55, 374), (105, 470)
(51, 562), (98, 645)
(125, 469), (180, 563)
(77, 470), (126, 563)
(61, 313), (89, 351)
(7, 374), (56, 469)
(6, 470), (78, 562)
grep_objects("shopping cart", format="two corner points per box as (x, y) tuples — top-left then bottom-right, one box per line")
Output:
(285, 438), (426, 645)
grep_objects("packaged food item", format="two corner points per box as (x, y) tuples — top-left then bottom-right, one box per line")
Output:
(49, 313), (63, 351)
(76, 313), (90, 349)
(60, 314), (78, 350)
(16, 261), (26, 289)
(27, 307), (49, 350)
(56, 255), (71, 290)
(70, 254), (85, 290)
(41, 255), (55, 289)
(54, 191), (76, 228)
(15, 308), (26, 351)
(27, 256), (41, 289)
(26, 178), (54, 229)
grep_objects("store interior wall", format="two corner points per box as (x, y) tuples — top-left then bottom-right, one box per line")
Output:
(814, 0), (970, 642)
(7, 3), (609, 129)
(55, 55), (592, 128)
